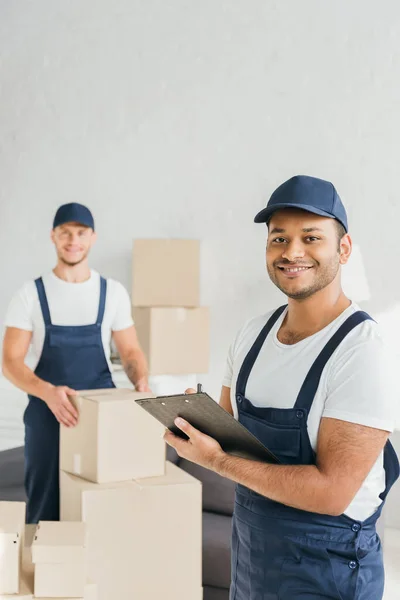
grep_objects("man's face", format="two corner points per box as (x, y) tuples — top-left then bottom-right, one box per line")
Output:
(51, 222), (96, 267)
(266, 209), (351, 300)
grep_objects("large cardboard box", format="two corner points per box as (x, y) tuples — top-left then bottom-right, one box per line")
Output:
(60, 389), (166, 483)
(132, 239), (200, 307)
(0, 501), (25, 594)
(32, 522), (86, 598)
(133, 307), (209, 375)
(60, 462), (202, 600)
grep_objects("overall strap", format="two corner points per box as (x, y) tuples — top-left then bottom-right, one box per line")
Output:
(34, 278), (52, 327)
(294, 311), (374, 412)
(236, 305), (287, 398)
(96, 277), (108, 326)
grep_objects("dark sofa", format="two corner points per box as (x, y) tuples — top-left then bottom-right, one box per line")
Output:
(0, 445), (235, 600)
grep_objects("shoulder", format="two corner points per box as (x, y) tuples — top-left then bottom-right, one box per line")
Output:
(334, 306), (386, 359)
(101, 276), (131, 311)
(328, 306), (390, 381)
(11, 279), (40, 304)
(103, 276), (129, 297)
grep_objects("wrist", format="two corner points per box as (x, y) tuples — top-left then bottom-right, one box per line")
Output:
(212, 449), (229, 475)
(38, 382), (55, 404)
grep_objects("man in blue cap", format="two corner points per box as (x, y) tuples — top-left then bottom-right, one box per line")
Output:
(165, 176), (399, 599)
(3, 203), (150, 523)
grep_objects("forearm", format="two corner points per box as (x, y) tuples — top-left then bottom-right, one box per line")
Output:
(2, 359), (53, 402)
(215, 454), (342, 516)
(122, 349), (149, 387)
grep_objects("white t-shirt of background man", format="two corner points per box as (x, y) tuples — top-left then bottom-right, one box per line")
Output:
(223, 302), (395, 522)
(4, 270), (134, 373)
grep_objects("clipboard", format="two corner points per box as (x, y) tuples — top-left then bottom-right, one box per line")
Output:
(135, 392), (280, 464)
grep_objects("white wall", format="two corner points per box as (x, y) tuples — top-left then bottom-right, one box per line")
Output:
(0, 3), (399, 405)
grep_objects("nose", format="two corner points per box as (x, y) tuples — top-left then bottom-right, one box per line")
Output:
(67, 233), (81, 245)
(281, 241), (306, 262)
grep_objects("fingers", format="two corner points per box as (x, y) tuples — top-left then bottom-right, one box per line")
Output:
(185, 388), (196, 394)
(60, 387), (79, 420)
(63, 400), (78, 424)
(164, 429), (188, 455)
(60, 402), (78, 427)
(56, 409), (74, 428)
(64, 387), (77, 396)
(174, 417), (196, 439)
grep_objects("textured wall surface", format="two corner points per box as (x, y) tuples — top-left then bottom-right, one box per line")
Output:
(1, 0), (400, 531)
(0, 0), (399, 399)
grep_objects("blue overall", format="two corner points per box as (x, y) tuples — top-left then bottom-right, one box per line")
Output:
(23, 276), (115, 524)
(231, 306), (399, 600)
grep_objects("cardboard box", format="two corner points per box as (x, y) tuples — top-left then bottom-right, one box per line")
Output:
(133, 307), (209, 375)
(0, 501), (26, 594)
(60, 389), (166, 483)
(32, 522), (86, 598)
(4, 528), (97, 600)
(60, 462), (202, 600)
(132, 239), (200, 307)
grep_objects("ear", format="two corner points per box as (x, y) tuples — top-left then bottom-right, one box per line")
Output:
(90, 231), (98, 247)
(50, 229), (56, 244)
(339, 233), (352, 265)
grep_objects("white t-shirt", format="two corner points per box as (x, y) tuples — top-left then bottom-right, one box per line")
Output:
(223, 302), (395, 521)
(4, 270), (134, 373)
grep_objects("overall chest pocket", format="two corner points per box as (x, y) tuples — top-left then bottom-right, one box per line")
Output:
(49, 330), (100, 348)
(239, 411), (301, 462)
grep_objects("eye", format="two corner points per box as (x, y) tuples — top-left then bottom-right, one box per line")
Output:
(305, 236), (320, 242)
(271, 237), (287, 244)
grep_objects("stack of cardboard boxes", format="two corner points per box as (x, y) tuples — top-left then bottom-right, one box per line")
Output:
(131, 239), (209, 375)
(60, 388), (203, 600)
(0, 503), (97, 600)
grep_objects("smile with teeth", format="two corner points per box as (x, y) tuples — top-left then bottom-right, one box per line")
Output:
(278, 266), (312, 272)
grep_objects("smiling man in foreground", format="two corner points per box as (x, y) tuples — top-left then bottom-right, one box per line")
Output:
(164, 175), (399, 600)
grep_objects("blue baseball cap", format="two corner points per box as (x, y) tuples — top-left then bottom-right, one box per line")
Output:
(53, 203), (95, 230)
(254, 175), (348, 232)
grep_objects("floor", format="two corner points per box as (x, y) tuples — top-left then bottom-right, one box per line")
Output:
(1, 376), (399, 598)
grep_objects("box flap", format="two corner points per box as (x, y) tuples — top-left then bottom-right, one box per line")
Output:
(32, 521), (86, 564)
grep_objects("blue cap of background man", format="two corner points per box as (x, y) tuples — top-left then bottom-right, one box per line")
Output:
(254, 175), (348, 232)
(53, 203), (95, 230)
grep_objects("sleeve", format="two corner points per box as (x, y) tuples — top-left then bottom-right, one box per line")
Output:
(4, 284), (34, 331)
(222, 341), (235, 388)
(110, 282), (134, 332)
(222, 324), (246, 388)
(323, 336), (396, 432)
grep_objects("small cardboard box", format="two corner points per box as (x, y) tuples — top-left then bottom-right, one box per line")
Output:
(5, 527), (97, 600)
(60, 389), (165, 483)
(0, 501), (26, 594)
(60, 462), (202, 600)
(32, 522), (86, 598)
(132, 239), (200, 307)
(133, 307), (209, 375)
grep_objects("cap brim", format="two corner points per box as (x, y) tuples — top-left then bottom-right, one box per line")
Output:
(254, 203), (336, 224)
